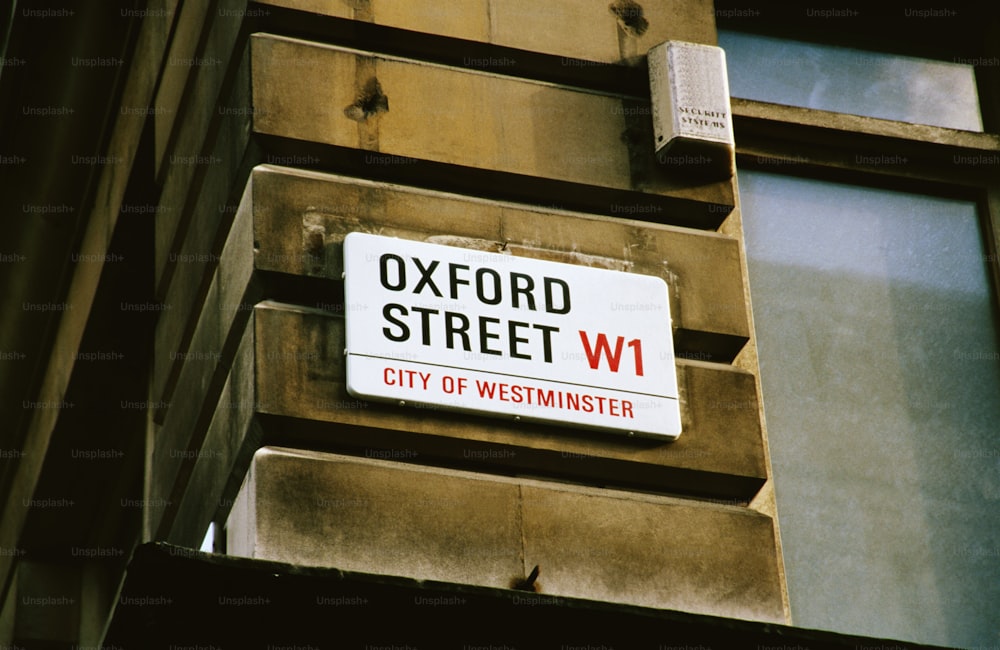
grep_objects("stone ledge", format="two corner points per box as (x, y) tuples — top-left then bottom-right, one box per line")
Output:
(253, 301), (768, 500)
(250, 34), (735, 228)
(227, 446), (784, 621)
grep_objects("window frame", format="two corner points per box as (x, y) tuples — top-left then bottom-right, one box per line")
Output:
(714, 3), (1000, 311)
(730, 101), (1000, 317)
(714, 3), (1000, 132)
(717, 8), (1000, 642)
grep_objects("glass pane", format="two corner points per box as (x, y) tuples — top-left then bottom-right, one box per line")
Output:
(719, 30), (983, 132)
(741, 170), (1000, 647)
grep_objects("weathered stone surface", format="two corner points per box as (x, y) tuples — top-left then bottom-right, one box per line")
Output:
(149, 179), (255, 537)
(250, 35), (734, 226)
(152, 50), (253, 405)
(154, 0), (248, 284)
(152, 0), (212, 177)
(253, 301), (766, 499)
(166, 314), (256, 548)
(251, 165), (749, 347)
(519, 483), (784, 621)
(228, 447), (784, 622)
(228, 447), (524, 588)
(258, 0), (718, 61)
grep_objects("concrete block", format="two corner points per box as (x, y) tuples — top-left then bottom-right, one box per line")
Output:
(249, 165), (749, 344)
(519, 483), (785, 621)
(253, 301), (767, 499)
(228, 447), (524, 588)
(153, 0), (212, 177)
(258, 0), (718, 61)
(166, 313), (256, 548)
(374, 1), (491, 42)
(491, 0), (621, 63)
(149, 179), (255, 537)
(152, 48), (253, 405)
(250, 35), (735, 224)
(154, 0), (247, 284)
(227, 447), (784, 622)
(251, 166), (504, 281)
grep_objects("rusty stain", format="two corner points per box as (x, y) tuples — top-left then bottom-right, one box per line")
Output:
(609, 0), (649, 37)
(344, 77), (389, 122)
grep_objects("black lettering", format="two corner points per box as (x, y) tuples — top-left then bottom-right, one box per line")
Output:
(449, 263), (470, 299)
(412, 258), (442, 296)
(479, 317), (502, 355)
(544, 277), (571, 314)
(382, 303), (409, 341)
(410, 307), (438, 346)
(510, 273), (536, 310)
(445, 312), (471, 351)
(532, 324), (559, 363)
(379, 254), (406, 291)
(508, 320), (531, 359)
(475, 268), (502, 305)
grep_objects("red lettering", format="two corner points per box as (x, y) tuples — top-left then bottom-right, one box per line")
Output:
(627, 338), (644, 376)
(476, 380), (497, 398)
(579, 331), (625, 372)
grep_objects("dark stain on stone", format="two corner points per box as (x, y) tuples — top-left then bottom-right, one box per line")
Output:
(344, 77), (389, 122)
(343, 0), (374, 22)
(609, 0), (649, 37)
(620, 123), (640, 145)
(620, 115), (651, 185)
(305, 230), (325, 257)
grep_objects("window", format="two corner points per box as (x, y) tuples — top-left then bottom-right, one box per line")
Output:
(719, 7), (1000, 647)
(718, 29), (983, 131)
(740, 170), (1000, 644)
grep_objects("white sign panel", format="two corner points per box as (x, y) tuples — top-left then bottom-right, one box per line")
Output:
(343, 232), (682, 439)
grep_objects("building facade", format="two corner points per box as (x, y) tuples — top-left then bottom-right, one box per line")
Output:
(0, 0), (997, 648)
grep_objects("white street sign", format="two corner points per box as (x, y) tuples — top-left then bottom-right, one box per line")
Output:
(343, 232), (681, 439)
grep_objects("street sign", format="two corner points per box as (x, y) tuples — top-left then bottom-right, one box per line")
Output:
(343, 232), (681, 439)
